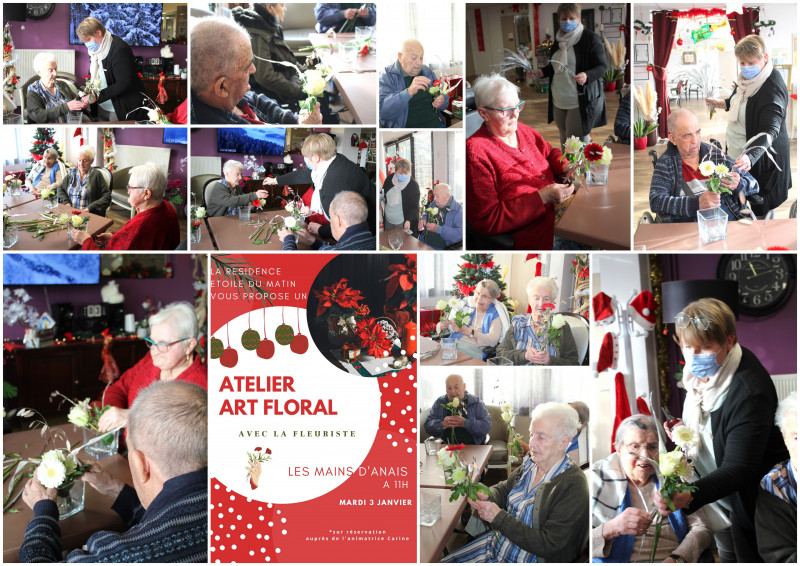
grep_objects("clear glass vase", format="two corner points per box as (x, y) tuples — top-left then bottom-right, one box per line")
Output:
(56, 479), (85, 519)
(83, 428), (119, 459)
(43, 198), (58, 209)
(190, 222), (202, 244)
(587, 163), (609, 185)
(697, 207), (728, 244)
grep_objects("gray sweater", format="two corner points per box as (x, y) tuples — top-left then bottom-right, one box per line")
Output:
(206, 181), (259, 217)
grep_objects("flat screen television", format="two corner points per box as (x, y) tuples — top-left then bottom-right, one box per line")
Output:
(69, 3), (163, 46)
(163, 128), (187, 145)
(218, 128), (287, 156)
(3, 254), (101, 285)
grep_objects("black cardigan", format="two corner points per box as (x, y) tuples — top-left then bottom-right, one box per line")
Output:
(93, 35), (148, 121)
(541, 28), (607, 136)
(725, 70), (792, 214)
(685, 347), (788, 534)
(276, 154), (375, 239)
(381, 173), (420, 233)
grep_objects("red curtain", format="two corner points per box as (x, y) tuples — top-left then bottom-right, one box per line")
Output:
(728, 7), (760, 43)
(652, 11), (678, 138)
(624, 3), (631, 84)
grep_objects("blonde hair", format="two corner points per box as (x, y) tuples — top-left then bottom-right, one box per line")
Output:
(301, 133), (337, 161)
(734, 35), (767, 62)
(557, 3), (581, 19)
(76, 17), (106, 39)
(675, 298), (737, 348)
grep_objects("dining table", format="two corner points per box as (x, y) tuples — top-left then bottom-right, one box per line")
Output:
(633, 218), (798, 251)
(419, 443), (493, 489)
(3, 193), (37, 210)
(4, 201), (113, 251)
(307, 33), (377, 73)
(204, 210), (318, 251)
(3, 426), (134, 563)
(554, 142), (631, 250)
(380, 228), (434, 251)
(418, 336), (485, 367)
(419, 487), (468, 563)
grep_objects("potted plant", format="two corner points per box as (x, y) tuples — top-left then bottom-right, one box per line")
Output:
(634, 82), (661, 147)
(602, 68), (624, 92)
(633, 116), (657, 150)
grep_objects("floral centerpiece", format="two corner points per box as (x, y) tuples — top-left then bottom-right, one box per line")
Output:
(500, 403), (524, 464)
(562, 137), (612, 188)
(190, 205), (206, 244)
(698, 161), (732, 196)
(5, 174), (22, 195)
(78, 75), (102, 101)
(40, 188), (57, 209)
(313, 278), (368, 343)
(299, 66), (331, 116)
(52, 391), (119, 459)
(530, 301), (566, 362)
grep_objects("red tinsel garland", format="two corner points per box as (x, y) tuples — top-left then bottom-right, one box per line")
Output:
(669, 8), (727, 19)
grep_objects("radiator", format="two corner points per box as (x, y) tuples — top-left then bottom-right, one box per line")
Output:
(16, 49), (76, 87)
(114, 145), (171, 172)
(191, 156), (222, 177)
(771, 374), (797, 402)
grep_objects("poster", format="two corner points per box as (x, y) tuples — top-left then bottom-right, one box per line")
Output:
(207, 253), (418, 563)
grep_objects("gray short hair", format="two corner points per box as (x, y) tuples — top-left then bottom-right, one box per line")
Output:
(33, 52), (57, 75)
(775, 391), (797, 433)
(43, 147), (60, 160)
(666, 108), (697, 136)
(475, 279), (501, 299)
(128, 381), (207, 479)
(149, 301), (199, 341)
(526, 276), (559, 300)
(473, 73), (520, 109)
(395, 158), (412, 173)
(531, 402), (579, 439)
(614, 414), (658, 448)
(222, 159), (244, 175)
(129, 162), (167, 201)
(78, 145), (96, 162)
(191, 16), (251, 93)
(434, 183), (452, 196)
(330, 191), (368, 225)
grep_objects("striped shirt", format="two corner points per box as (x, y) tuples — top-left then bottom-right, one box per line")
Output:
(66, 169), (90, 210)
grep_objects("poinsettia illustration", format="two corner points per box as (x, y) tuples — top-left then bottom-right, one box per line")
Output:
(313, 278), (365, 317)
(356, 317), (393, 358)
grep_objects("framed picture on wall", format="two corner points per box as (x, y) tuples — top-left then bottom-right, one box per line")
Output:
(611, 8), (622, 24)
(601, 9), (611, 24)
(682, 51), (697, 65)
(634, 43), (649, 64)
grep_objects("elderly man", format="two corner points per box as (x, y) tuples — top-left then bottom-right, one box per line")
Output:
(649, 108), (758, 222)
(190, 16), (321, 125)
(424, 374), (492, 446)
(418, 182), (462, 249)
(379, 39), (448, 128)
(19, 381), (207, 562)
(315, 3), (376, 33)
(207, 160), (271, 217)
(279, 190), (374, 251)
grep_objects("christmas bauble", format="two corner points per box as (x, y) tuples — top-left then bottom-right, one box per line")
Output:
(275, 323), (295, 345)
(290, 333), (309, 354)
(210, 338), (224, 359)
(220, 347), (238, 368)
(256, 338), (275, 359)
(241, 329), (261, 351)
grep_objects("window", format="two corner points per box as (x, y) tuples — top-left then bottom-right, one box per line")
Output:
(412, 131), (432, 198)
(379, 3), (464, 71)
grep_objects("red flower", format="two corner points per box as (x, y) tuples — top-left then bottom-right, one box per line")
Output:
(356, 318), (393, 358)
(265, 448), (272, 455)
(359, 44), (368, 55)
(138, 72), (143, 78)
(71, 210), (82, 215)
(542, 302), (556, 310)
(252, 199), (261, 208)
(191, 221), (201, 228)
(82, 75), (91, 79)
(766, 246), (789, 251)
(583, 143), (605, 162)
(255, 447), (262, 451)
(433, 79), (441, 86)
(313, 278), (365, 317)
(445, 443), (465, 452)
(384, 256), (417, 301)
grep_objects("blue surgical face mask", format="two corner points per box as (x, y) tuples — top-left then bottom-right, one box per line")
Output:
(396, 173), (410, 182)
(560, 20), (578, 33)
(684, 348), (722, 378)
(304, 157), (314, 170)
(84, 40), (100, 53)
(740, 64), (760, 80)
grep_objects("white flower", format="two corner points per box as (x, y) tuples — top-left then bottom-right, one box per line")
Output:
(194, 207), (206, 219)
(509, 455), (520, 465)
(598, 146), (613, 165)
(5, 175), (14, 182)
(447, 397), (461, 409)
(437, 447), (456, 467)
(37, 458), (67, 489)
(41, 189), (54, 199)
(56, 213), (69, 225)
(70, 215), (85, 228)
(564, 136), (583, 154)
(501, 411), (514, 424)
(447, 297), (459, 308)
(147, 109), (160, 123)
(436, 300), (448, 311)
(67, 404), (91, 428)
(698, 161), (715, 176)
(672, 425), (700, 451)
(285, 202), (295, 213)
(428, 207), (439, 215)
(304, 71), (327, 97)
(500, 402), (512, 413)
(551, 313), (566, 329)
(714, 163), (730, 177)
(450, 466), (468, 484)
(284, 216), (297, 228)
(40, 449), (63, 463)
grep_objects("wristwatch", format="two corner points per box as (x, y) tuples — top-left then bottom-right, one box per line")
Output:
(669, 554), (684, 563)
(470, 329), (475, 339)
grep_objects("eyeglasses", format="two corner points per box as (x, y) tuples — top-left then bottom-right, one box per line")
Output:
(675, 312), (711, 331)
(482, 100), (525, 118)
(623, 442), (659, 455)
(144, 337), (188, 353)
(126, 185), (148, 193)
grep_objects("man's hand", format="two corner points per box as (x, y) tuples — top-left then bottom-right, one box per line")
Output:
(469, 499), (501, 523)
(432, 95), (445, 109)
(357, 7), (370, 17)
(418, 219), (425, 231)
(733, 154), (751, 172)
(298, 102), (322, 125)
(538, 183), (574, 204)
(424, 222), (439, 232)
(294, 228), (316, 245)
(22, 476), (56, 510)
(407, 76), (431, 96)
(720, 171), (741, 191)
(601, 507), (652, 539)
(443, 415), (466, 428)
(574, 72), (588, 86)
(307, 222), (321, 236)
(699, 190), (721, 210)
(263, 177), (278, 186)
(343, 8), (358, 19)
(98, 407), (129, 432)
(277, 227), (295, 241)
(83, 469), (125, 500)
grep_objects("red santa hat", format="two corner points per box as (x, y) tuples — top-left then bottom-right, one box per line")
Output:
(629, 290), (657, 331)
(592, 292), (616, 326)
(611, 372), (632, 452)
(595, 332), (619, 375)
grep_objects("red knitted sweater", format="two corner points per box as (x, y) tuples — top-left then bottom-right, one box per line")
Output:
(82, 201), (180, 250)
(466, 123), (566, 250)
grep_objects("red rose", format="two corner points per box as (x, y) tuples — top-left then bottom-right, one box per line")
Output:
(445, 443), (465, 452)
(265, 448), (272, 455)
(542, 302), (556, 310)
(71, 210), (82, 215)
(82, 75), (91, 79)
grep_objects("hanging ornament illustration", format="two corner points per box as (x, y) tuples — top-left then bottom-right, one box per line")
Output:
(220, 322), (239, 368)
(275, 306), (295, 346)
(241, 311), (261, 351)
(210, 336), (224, 359)
(290, 306), (309, 354)
(256, 306), (275, 360)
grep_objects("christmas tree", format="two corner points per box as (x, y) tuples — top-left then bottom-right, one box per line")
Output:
(451, 253), (513, 311)
(29, 128), (63, 163)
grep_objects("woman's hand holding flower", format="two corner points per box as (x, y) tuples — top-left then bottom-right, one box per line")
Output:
(654, 488), (692, 516)
(469, 498), (502, 523)
(720, 170), (740, 190)
(67, 99), (85, 111)
(574, 72), (588, 85)
(699, 190), (721, 210)
(601, 507), (651, 539)
(98, 406), (129, 432)
(525, 347), (550, 365)
(539, 183), (574, 204)
(70, 229), (91, 245)
(663, 417), (684, 441)
(733, 155), (751, 172)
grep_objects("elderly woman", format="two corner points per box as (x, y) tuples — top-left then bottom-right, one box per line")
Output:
(207, 160), (270, 217)
(76, 18), (147, 122)
(444, 402), (588, 562)
(73, 163), (180, 250)
(56, 145), (110, 216)
(496, 276), (578, 366)
(95, 302), (207, 432)
(437, 280), (509, 349)
(466, 74), (573, 250)
(532, 3), (607, 147)
(26, 52), (87, 124)
(708, 35), (791, 216)
(592, 415), (713, 562)
(755, 391), (797, 563)
(655, 298), (788, 562)
(381, 158), (420, 233)
(24, 148), (63, 196)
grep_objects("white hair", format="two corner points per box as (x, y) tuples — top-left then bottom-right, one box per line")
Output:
(330, 191), (368, 225)
(434, 183), (452, 196)
(473, 73), (520, 109)
(128, 381), (207, 479)
(43, 147), (59, 160)
(190, 16), (252, 93)
(531, 402), (579, 439)
(526, 276), (559, 300)
(222, 160), (244, 175)
(33, 52), (57, 75)
(614, 414), (658, 448)
(129, 162), (167, 201)
(78, 145), (96, 162)
(475, 279), (501, 299)
(149, 301), (199, 341)
(776, 391), (797, 433)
